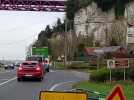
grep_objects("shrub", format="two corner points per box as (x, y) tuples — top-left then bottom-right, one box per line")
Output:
(67, 62), (90, 69)
(90, 68), (109, 82)
(127, 68), (134, 81)
(90, 68), (134, 82)
(55, 62), (65, 69)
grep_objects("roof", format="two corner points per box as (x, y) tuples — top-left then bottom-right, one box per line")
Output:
(100, 46), (126, 53)
(84, 47), (95, 55)
(84, 46), (127, 56)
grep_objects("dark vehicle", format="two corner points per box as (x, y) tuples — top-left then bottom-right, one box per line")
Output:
(4, 64), (14, 70)
(14, 63), (20, 67)
(26, 56), (43, 62)
(17, 61), (44, 81)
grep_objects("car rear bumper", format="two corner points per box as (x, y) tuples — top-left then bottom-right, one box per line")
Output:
(17, 72), (43, 78)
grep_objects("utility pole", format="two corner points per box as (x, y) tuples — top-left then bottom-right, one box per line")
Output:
(64, 18), (68, 68)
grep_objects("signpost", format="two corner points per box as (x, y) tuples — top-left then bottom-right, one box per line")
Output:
(115, 58), (129, 81)
(106, 85), (126, 100)
(107, 60), (115, 69)
(107, 58), (129, 82)
(40, 91), (87, 100)
(107, 60), (115, 83)
(32, 47), (48, 58)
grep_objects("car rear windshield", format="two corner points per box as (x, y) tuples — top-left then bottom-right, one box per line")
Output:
(22, 62), (37, 67)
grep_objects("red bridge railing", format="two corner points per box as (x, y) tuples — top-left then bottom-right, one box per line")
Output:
(0, 0), (66, 12)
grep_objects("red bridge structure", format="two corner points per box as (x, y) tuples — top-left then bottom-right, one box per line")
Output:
(0, 0), (66, 12)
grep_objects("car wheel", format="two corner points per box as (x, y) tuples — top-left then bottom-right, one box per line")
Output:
(38, 77), (43, 81)
(17, 78), (22, 82)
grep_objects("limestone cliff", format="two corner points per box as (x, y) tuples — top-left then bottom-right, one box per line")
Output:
(74, 2), (134, 46)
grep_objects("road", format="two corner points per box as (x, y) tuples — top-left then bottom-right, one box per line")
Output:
(0, 69), (88, 100)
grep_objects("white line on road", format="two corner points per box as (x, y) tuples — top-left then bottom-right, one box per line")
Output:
(49, 81), (77, 91)
(0, 70), (15, 74)
(50, 70), (56, 73)
(0, 77), (17, 87)
(0, 79), (9, 81)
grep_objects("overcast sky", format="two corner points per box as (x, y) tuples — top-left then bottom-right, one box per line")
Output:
(0, 11), (65, 60)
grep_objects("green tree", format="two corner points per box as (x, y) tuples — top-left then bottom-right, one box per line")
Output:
(94, 0), (114, 11)
(53, 18), (65, 33)
(45, 25), (52, 38)
(66, 0), (79, 20)
(115, 0), (125, 19)
(56, 18), (63, 32)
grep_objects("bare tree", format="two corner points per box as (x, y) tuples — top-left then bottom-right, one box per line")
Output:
(108, 19), (127, 46)
(49, 35), (64, 61)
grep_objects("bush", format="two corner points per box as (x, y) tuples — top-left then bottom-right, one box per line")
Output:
(90, 68), (109, 82)
(127, 68), (134, 81)
(55, 62), (65, 69)
(67, 61), (90, 69)
(90, 68), (134, 82)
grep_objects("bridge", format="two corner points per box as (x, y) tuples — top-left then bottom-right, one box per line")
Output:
(0, 0), (66, 12)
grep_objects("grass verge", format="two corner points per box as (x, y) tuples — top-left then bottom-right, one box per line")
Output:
(73, 81), (134, 100)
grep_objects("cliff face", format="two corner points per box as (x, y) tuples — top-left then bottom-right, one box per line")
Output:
(74, 2), (134, 46)
(126, 2), (134, 27)
(126, 2), (134, 51)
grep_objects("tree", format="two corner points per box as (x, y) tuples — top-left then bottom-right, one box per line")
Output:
(53, 18), (65, 33)
(56, 18), (63, 32)
(66, 0), (79, 20)
(115, 0), (125, 19)
(108, 19), (127, 46)
(45, 25), (52, 38)
(49, 36), (64, 61)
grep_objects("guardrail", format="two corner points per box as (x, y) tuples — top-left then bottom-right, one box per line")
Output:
(71, 88), (107, 100)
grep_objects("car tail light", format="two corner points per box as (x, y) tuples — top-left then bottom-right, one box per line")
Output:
(36, 67), (41, 71)
(18, 67), (23, 71)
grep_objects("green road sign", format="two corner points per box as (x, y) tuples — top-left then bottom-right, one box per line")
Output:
(32, 47), (48, 58)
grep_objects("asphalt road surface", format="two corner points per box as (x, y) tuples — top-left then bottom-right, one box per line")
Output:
(0, 69), (88, 100)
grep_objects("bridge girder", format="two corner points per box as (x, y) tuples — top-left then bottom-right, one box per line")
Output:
(0, 0), (66, 12)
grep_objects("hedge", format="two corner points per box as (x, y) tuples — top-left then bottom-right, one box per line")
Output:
(90, 68), (134, 82)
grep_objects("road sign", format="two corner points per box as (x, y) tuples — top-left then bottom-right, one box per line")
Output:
(107, 60), (115, 69)
(32, 47), (48, 58)
(40, 91), (88, 100)
(107, 59), (129, 69)
(106, 85), (126, 100)
(115, 58), (129, 69)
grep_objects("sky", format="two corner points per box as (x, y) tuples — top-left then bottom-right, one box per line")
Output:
(0, 11), (65, 60)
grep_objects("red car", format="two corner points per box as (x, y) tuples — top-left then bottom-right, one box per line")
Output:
(17, 61), (44, 81)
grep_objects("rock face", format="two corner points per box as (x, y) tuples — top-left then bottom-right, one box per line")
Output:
(126, 2), (134, 26)
(126, 2), (134, 43)
(74, 2), (134, 46)
(126, 2), (134, 51)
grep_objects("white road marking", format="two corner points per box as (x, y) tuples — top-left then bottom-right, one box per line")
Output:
(0, 70), (15, 74)
(49, 81), (77, 91)
(50, 70), (56, 72)
(0, 79), (9, 81)
(0, 77), (17, 87)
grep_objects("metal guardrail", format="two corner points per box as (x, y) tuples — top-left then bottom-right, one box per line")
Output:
(71, 88), (106, 100)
